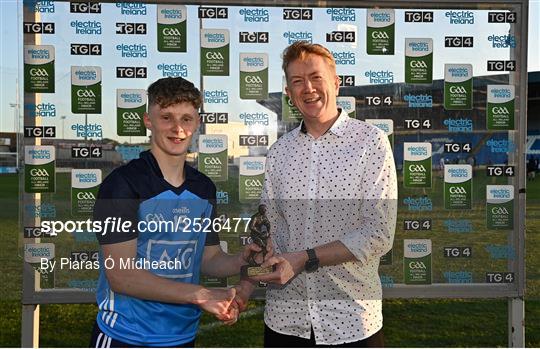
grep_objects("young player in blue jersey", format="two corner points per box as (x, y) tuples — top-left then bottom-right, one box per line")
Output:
(90, 77), (258, 348)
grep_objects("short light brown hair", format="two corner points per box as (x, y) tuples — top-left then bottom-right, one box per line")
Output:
(282, 41), (336, 79)
(147, 77), (202, 109)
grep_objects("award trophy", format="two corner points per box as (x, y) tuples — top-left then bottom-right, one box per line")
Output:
(241, 204), (275, 277)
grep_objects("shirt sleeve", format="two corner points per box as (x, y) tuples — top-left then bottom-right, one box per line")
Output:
(93, 170), (139, 245)
(339, 129), (398, 265)
(203, 182), (220, 246)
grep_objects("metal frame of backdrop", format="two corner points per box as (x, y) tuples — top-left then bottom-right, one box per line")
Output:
(20, 0), (528, 347)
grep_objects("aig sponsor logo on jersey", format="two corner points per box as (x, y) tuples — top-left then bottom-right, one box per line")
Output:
(146, 239), (198, 278)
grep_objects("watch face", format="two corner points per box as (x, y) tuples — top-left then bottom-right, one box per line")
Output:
(305, 260), (318, 273)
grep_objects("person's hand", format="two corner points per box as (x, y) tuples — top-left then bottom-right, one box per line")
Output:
(249, 251), (307, 285)
(233, 279), (256, 312)
(221, 300), (239, 326)
(194, 287), (236, 321)
(240, 239), (274, 265)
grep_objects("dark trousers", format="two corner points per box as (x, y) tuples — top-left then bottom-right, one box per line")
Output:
(89, 321), (195, 348)
(264, 324), (384, 347)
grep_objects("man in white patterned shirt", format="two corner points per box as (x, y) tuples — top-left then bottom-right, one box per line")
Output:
(238, 41), (398, 347)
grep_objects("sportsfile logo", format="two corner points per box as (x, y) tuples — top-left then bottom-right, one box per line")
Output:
(326, 8), (356, 21)
(239, 8), (269, 22)
(485, 244), (515, 260)
(444, 271), (472, 283)
(70, 20), (101, 35)
(204, 90), (228, 104)
(24, 22), (54, 34)
(488, 34), (516, 48)
(71, 123), (103, 138)
(25, 103), (56, 117)
(116, 3), (147, 15)
(239, 32), (269, 43)
(283, 31), (312, 44)
(116, 67), (147, 78)
(443, 118), (473, 132)
(283, 8), (312, 20)
(365, 70), (394, 84)
(116, 23), (146, 35)
(326, 31), (356, 43)
(332, 51), (355, 65)
(445, 10), (474, 24)
(116, 44), (147, 58)
(443, 219), (472, 233)
(486, 139), (516, 153)
(26, 0), (54, 13)
(403, 196), (433, 211)
(239, 112), (269, 126)
(71, 2), (101, 13)
(404, 94), (432, 108)
(71, 44), (102, 55)
(158, 63), (188, 77)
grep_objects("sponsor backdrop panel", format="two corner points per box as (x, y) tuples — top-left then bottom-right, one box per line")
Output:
(21, 2), (522, 293)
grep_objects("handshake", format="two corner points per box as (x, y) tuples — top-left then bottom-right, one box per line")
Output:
(196, 240), (309, 325)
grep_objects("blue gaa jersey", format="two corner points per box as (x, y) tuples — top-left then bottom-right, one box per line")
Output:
(93, 150), (219, 347)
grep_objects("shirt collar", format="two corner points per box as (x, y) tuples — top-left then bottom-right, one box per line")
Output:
(296, 108), (349, 138)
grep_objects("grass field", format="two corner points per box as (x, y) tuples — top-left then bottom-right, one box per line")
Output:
(1, 171), (539, 347)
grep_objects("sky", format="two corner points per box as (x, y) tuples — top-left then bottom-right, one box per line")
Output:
(0, 0), (538, 138)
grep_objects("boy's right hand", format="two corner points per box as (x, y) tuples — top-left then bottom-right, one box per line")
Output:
(194, 287), (237, 321)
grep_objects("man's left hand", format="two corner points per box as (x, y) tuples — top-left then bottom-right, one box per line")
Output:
(249, 251), (307, 285)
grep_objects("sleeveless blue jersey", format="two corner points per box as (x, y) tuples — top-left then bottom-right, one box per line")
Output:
(93, 151), (219, 346)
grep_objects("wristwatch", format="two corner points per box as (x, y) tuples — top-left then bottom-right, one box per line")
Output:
(304, 248), (320, 273)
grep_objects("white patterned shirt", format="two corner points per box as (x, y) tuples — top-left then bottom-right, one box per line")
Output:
(262, 110), (398, 345)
